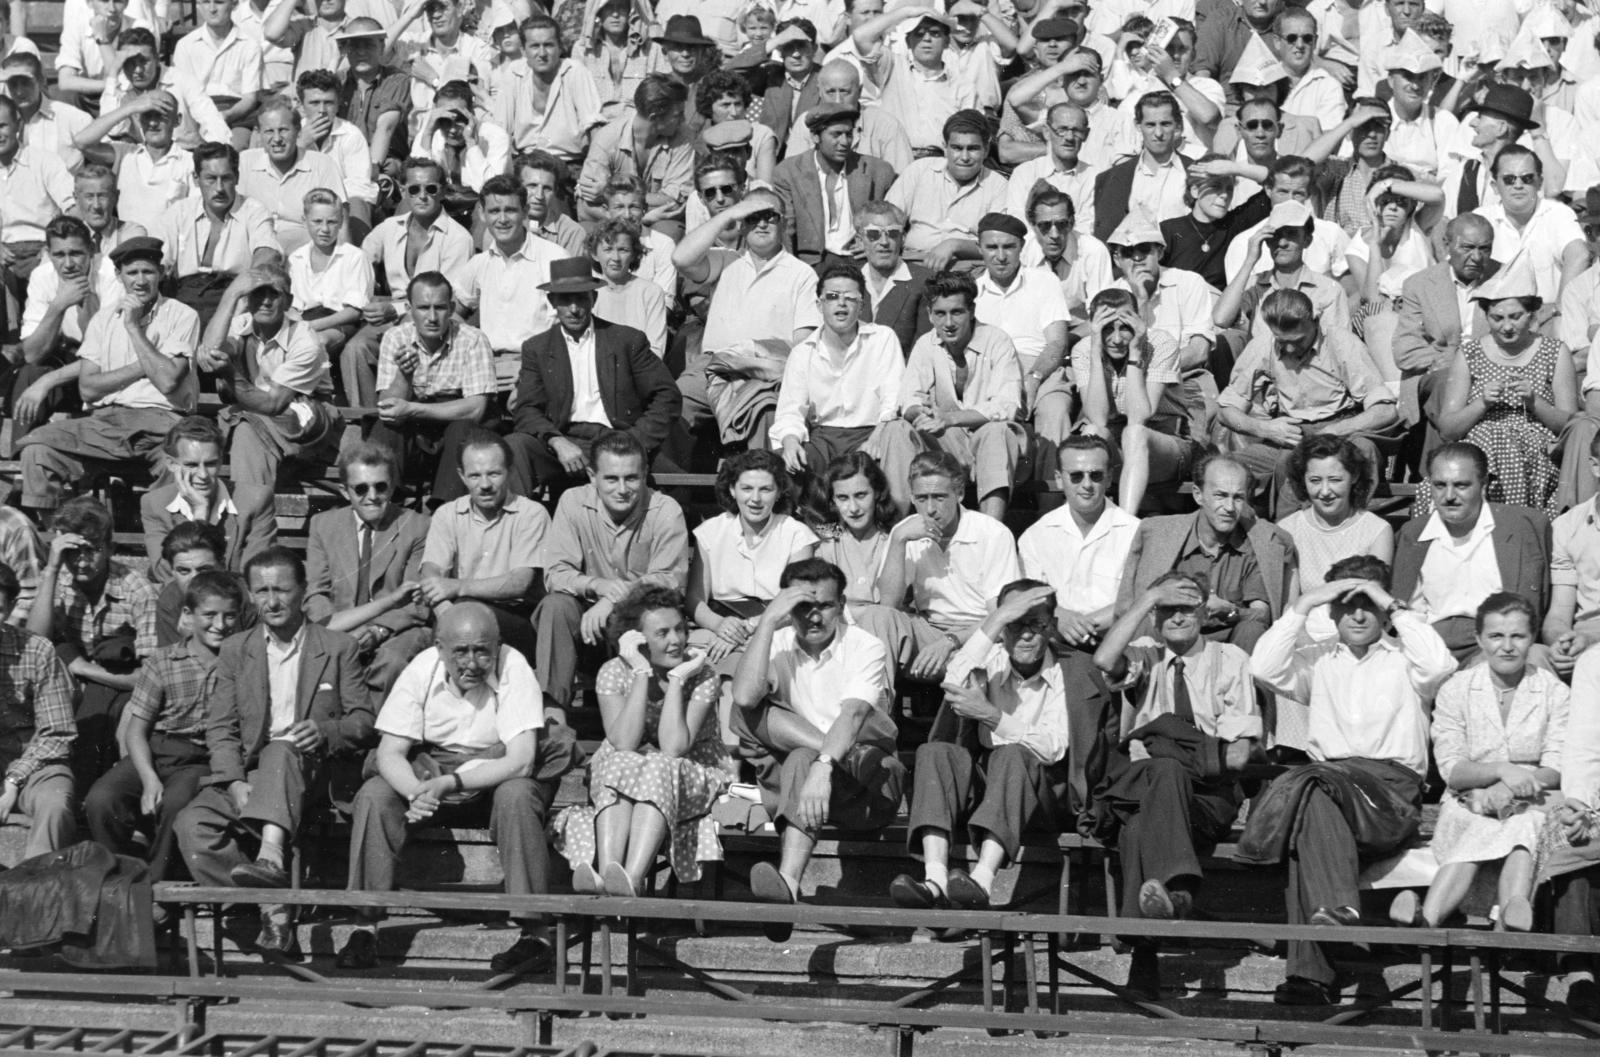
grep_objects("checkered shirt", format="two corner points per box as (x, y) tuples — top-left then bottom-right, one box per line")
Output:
(375, 319), (497, 400)
(53, 561), (160, 660)
(0, 623), (77, 782)
(126, 640), (217, 740)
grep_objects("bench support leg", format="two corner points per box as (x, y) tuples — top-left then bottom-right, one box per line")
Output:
(1471, 953), (1485, 1032)
(1420, 950), (1432, 1029)
(172, 997), (204, 1043)
(520, 1010), (552, 1047)
(211, 903), (224, 977)
(555, 918), (567, 993)
(183, 906), (200, 979)
(887, 1027), (914, 1057)
(979, 933), (994, 1013)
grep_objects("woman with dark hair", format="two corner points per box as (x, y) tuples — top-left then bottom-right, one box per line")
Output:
(1424, 267), (1578, 518)
(588, 218), (668, 356)
(1276, 434), (1394, 642)
(1390, 593), (1567, 930)
(804, 452), (897, 606)
(1345, 163), (1439, 333)
(687, 449), (818, 672)
(554, 585), (731, 897)
(1159, 152), (1270, 290)
(695, 67), (776, 182)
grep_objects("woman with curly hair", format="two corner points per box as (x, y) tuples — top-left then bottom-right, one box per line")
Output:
(804, 451), (898, 606)
(695, 67), (777, 182)
(553, 586), (731, 896)
(588, 218), (669, 356)
(1276, 434), (1393, 642)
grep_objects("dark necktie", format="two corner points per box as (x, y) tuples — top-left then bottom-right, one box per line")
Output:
(355, 525), (373, 607)
(1458, 159), (1480, 214)
(1170, 657), (1195, 725)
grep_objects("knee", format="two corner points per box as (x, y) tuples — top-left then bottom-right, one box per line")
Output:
(987, 743), (1034, 776)
(493, 777), (539, 810)
(914, 741), (964, 770)
(536, 592), (584, 629)
(82, 776), (120, 820)
(353, 775), (404, 812)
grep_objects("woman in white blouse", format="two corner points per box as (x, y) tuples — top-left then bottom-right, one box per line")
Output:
(589, 217), (669, 357)
(1391, 593), (1568, 931)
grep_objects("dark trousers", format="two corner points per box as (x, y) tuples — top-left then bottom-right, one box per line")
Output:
(1553, 864), (1600, 976)
(533, 591), (601, 708)
(368, 415), (483, 505)
(800, 425), (876, 477)
(1107, 756), (1241, 919)
(1284, 758), (1424, 985)
(1431, 616), (1480, 665)
(84, 733), (209, 882)
(504, 422), (609, 501)
(757, 742), (904, 835)
(169, 272), (238, 333)
(0, 353), (80, 429)
(174, 740), (324, 886)
(907, 741), (1068, 861)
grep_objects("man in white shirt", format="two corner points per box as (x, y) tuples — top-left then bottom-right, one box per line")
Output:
(336, 601), (583, 973)
(1018, 436), (1140, 645)
(1472, 144), (1590, 303)
(1004, 101), (1098, 236)
(97, 26), (232, 148)
(730, 558), (905, 942)
(2, 53), (92, 173)
(771, 262), (903, 475)
(1094, 570), (1261, 996)
(111, 91), (195, 232)
(1389, 442), (1553, 662)
(892, 580), (1073, 912)
(1247, 553), (1456, 1007)
(449, 173), (562, 356)
(1380, 28), (1459, 182)
(1109, 212), (1216, 374)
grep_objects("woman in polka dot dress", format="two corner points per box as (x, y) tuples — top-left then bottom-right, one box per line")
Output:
(554, 586), (732, 896)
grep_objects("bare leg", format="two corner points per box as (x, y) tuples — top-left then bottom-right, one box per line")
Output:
(1119, 422), (1152, 516)
(776, 824), (815, 898)
(594, 800), (634, 872)
(623, 802), (669, 890)
(1497, 848), (1535, 930)
(717, 678), (737, 753)
(968, 833), (1007, 893)
(1421, 861), (1479, 926)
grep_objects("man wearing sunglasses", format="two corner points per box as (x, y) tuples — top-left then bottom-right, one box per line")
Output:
(343, 157), (473, 408)
(1472, 144), (1589, 305)
(856, 200), (932, 356)
(890, 579), (1075, 913)
(1214, 40), (1319, 170)
(1274, 9), (1344, 133)
(1437, 83), (1543, 219)
(304, 441), (432, 693)
(1092, 569), (1261, 999)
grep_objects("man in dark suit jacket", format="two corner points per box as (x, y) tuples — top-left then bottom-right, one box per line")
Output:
(304, 441), (432, 694)
(757, 20), (822, 155)
(506, 258), (683, 496)
(771, 103), (898, 267)
(140, 416), (278, 581)
(1390, 442), (1552, 662)
(1092, 91), (1190, 244)
(859, 200), (932, 355)
(174, 547), (375, 953)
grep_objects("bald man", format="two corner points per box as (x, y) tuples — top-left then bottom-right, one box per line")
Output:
(785, 61), (914, 171)
(336, 602), (584, 974)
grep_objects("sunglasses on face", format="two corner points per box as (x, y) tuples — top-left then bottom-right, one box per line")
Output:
(745, 209), (781, 227)
(821, 291), (861, 305)
(1007, 616), (1054, 636)
(1499, 172), (1539, 187)
(700, 183), (738, 199)
(862, 226), (904, 242)
(1034, 218), (1071, 233)
(1066, 469), (1107, 484)
(407, 182), (442, 197)
(1281, 33), (1316, 44)
(351, 481), (392, 496)
(1243, 119), (1277, 131)
(1117, 243), (1161, 260)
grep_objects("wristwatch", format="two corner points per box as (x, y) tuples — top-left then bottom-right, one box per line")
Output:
(815, 753), (837, 770)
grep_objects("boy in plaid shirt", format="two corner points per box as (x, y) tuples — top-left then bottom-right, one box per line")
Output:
(0, 561), (78, 859)
(85, 571), (245, 882)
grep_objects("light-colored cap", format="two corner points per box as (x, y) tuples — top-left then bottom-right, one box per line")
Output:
(1498, 24), (1557, 71)
(1106, 209), (1165, 249)
(333, 16), (387, 41)
(1382, 28), (1444, 74)
(908, 9), (957, 31)
(1230, 33), (1291, 86)
(1474, 256), (1538, 301)
(1467, 26), (1513, 66)
(1267, 200), (1315, 230)
(1523, 2), (1573, 40)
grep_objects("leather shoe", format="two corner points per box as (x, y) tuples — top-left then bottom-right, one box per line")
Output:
(231, 859), (290, 889)
(1137, 879), (1190, 920)
(254, 913), (299, 958)
(945, 869), (990, 910)
(1389, 890), (1422, 927)
(489, 933), (554, 975)
(1566, 977), (1600, 1019)
(335, 929), (378, 970)
(749, 862), (797, 943)
(889, 874), (947, 910)
(1275, 976), (1337, 1006)
(1310, 905), (1361, 928)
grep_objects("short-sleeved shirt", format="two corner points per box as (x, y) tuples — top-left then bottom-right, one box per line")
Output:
(899, 509), (1020, 632)
(1238, 268), (1353, 341)
(126, 640), (216, 740)
(1069, 332), (1187, 427)
(227, 315), (335, 399)
(449, 234), (564, 351)
(765, 623), (891, 733)
(0, 145), (74, 243)
(1116, 267), (1216, 350)
(171, 26), (264, 98)
(1552, 498), (1600, 627)
(52, 560), (160, 660)
(117, 146), (196, 234)
(288, 241), (373, 314)
(577, 115), (695, 206)
(1219, 327), (1395, 423)
(79, 297), (200, 412)
(1473, 197), (1587, 303)
(237, 148), (347, 256)
(362, 211), (474, 309)
(155, 195), (280, 278)
(22, 253), (124, 345)
(377, 644), (544, 756)
(699, 247), (823, 353)
(886, 158), (1009, 261)
(376, 319), (497, 399)
(691, 512), (818, 603)
(339, 68), (412, 158)
(492, 58), (605, 159)
(974, 267), (1069, 372)
(423, 495), (551, 583)
(1017, 502), (1140, 615)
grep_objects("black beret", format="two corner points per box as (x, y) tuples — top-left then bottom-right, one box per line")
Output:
(977, 212), (1028, 240)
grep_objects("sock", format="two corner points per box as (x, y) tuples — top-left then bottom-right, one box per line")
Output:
(258, 832), (285, 868)
(970, 864), (995, 894)
(1567, 970), (1595, 985)
(924, 862), (949, 895)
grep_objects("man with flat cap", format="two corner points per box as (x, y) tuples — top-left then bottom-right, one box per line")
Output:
(972, 211), (1072, 475)
(18, 236), (199, 511)
(506, 257), (682, 498)
(771, 102), (897, 269)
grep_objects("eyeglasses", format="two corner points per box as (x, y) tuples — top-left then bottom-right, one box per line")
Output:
(700, 183), (738, 199)
(1048, 125), (1088, 138)
(1281, 33), (1316, 44)
(861, 226), (904, 242)
(745, 209), (781, 227)
(1007, 616), (1054, 636)
(1066, 469), (1107, 484)
(1243, 119), (1277, 131)
(1116, 243), (1161, 259)
(406, 182), (442, 197)
(350, 481), (392, 496)
(1034, 219), (1072, 232)
(821, 291), (861, 305)
(1498, 172), (1539, 187)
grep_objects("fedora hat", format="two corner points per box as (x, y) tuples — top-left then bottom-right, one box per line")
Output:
(653, 14), (715, 47)
(539, 257), (605, 294)
(1468, 83), (1540, 130)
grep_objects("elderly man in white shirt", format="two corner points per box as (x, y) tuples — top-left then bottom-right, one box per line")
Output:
(891, 579), (1072, 913)
(336, 601), (583, 974)
(730, 558), (906, 942)
(1247, 553), (1456, 1008)
(771, 262), (904, 477)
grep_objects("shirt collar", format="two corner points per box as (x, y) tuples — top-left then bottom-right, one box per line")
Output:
(167, 483), (239, 522)
(1181, 515), (1245, 557)
(264, 622), (306, 655)
(1419, 502), (1497, 544)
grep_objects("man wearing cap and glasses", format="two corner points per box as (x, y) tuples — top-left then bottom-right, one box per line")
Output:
(1472, 144), (1589, 304)
(506, 257), (681, 496)
(1003, 101), (1099, 237)
(771, 102), (896, 269)
(344, 157), (472, 408)
(1106, 211), (1216, 375)
(18, 236), (200, 512)
(856, 200), (932, 356)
